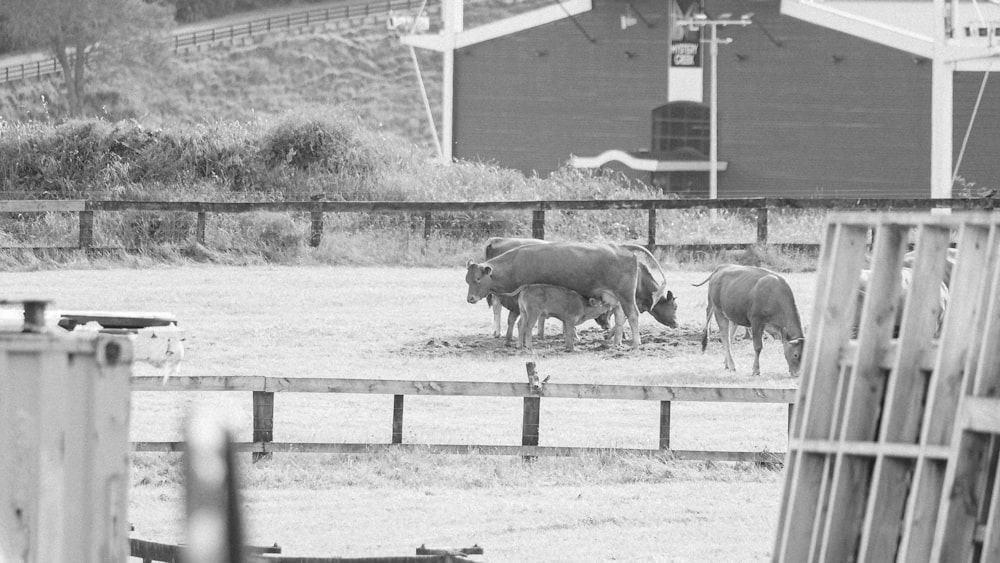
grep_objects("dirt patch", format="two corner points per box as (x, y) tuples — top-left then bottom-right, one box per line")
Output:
(396, 323), (708, 359)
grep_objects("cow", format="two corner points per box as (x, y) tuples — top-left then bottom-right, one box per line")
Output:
(901, 248), (957, 287)
(466, 241), (667, 348)
(693, 265), (805, 377)
(481, 237), (676, 343)
(501, 284), (617, 351)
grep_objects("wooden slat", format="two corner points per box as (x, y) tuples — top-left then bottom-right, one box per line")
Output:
(898, 458), (948, 563)
(259, 377), (798, 402)
(852, 225), (949, 563)
(131, 376), (267, 392)
(980, 456), (1000, 561)
(791, 440), (950, 460)
(958, 397), (1000, 434)
(0, 200), (85, 213)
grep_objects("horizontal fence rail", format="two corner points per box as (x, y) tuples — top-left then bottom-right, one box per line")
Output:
(0, 0), (434, 84)
(0, 197), (997, 252)
(130, 373), (799, 463)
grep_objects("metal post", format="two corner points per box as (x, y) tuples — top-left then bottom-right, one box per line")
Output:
(196, 212), (207, 245)
(423, 212), (432, 240)
(309, 211), (323, 247)
(521, 396), (540, 461)
(709, 23), (719, 202)
(647, 208), (657, 250)
(79, 210), (94, 248)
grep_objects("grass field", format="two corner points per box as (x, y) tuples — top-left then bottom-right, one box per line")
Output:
(0, 265), (815, 561)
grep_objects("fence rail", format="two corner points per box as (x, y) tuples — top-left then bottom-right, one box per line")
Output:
(129, 370), (798, 463)
(0, 0), (433, 84)
(0, 197), (997, 252)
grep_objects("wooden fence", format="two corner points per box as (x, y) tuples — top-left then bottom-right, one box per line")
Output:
(1, 197), (997, 253)
(0, 0), (433, 84)
(130, 368), (798, 463)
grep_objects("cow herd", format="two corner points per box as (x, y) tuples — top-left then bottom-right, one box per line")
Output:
(464, 237), (957, 378)
(464, 237), (807, 376)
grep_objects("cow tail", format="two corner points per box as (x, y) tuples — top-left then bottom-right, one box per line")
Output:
(692, 274), (712, 287)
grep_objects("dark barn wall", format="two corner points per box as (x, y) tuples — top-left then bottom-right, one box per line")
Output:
(453, 0), (673, 174)
(453, 0), (998, 197)
(715, 0), (932, 197)
(953, 72), (1000, 194)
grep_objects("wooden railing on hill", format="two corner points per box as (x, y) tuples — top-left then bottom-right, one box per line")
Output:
(0, 0), (433, 84)
(130, 372), (798, 463)
(0, 197), (996, 252)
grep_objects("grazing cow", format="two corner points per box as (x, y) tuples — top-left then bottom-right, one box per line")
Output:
(482, 237), (676, 342)
(855, 268), (949, 338)
(466, 241), (665, 347)
(503, 284), (616, 351)
(694, 265), (805, 376)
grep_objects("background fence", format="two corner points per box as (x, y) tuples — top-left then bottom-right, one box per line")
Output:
(0, 197), (996, 252)
(0, 0), (435, 84)
(130, 366), (798, 463)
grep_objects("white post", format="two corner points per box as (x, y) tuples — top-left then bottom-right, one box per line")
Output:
(931, 0), (953, 199)
(441, 0), (463, 163)
(709, 23), (719, 202)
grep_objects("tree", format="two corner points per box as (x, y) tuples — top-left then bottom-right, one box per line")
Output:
(0, 0), (173, 117)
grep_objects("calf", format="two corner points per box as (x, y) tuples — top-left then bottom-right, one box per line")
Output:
(694, 265), (805, 377)
(506, 284), (616, 351)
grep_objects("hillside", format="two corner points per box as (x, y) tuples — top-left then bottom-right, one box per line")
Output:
(0, 0), (540, 152)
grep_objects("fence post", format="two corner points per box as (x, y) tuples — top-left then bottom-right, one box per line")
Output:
(252, 391), (274, 462)
(647, 208), (657, 250)
(79, 210), (94, 248)
(309, 211), (323, 247)
(756, 207), (768, 245)
(392, 395), (405, 444)
(522, 396), (540, 461)
(787, 403), (795, 437)
(423, 212), (432, 240)
(196, 211), (207, 245)
(531, 210), (545, 240)
(659, 400), (671, 450)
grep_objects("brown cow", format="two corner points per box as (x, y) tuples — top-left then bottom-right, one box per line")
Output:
(694, 265), (805, 376)
(503, 284), (616, 351)
(466, 241), (664, 347)
(481, 237), (676, 343)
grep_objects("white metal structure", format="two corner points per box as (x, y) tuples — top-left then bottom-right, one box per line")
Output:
(780, 0), (1000, 198)
(675, 13), (753, 202)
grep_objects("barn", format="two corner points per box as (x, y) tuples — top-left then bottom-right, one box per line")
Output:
(402, 0), (1000, 198)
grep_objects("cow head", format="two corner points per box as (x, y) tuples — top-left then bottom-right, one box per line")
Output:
(465, 261), (494, 304)
(648, 290), (678, 328)
(782, 335), (805, 377)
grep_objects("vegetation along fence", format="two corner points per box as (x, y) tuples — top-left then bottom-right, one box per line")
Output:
(0, 197), (997, 252)
(0, 0), (435, 84)
(130, 366), (799, 463)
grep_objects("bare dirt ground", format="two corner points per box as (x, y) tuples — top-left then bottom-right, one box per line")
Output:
(0, 265), (815, 561)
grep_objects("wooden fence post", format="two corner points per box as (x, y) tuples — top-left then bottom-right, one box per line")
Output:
(659, 400), (671, 450)
(756, 207), (768, 245)
(647, 208), (657, 250)
(79, 210), (94, 248)
(531, 210), (545, 240)
(196, 212), (207, 245)
(521, 396), (540, 461)
(309, 211), (323, 247)
(392, 394), (404, 444)
(252, 391), (274, 462)
(423, 212), (432, 240)
(787, 403), (795, 437)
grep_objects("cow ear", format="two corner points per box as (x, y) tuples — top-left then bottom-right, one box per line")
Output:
(483, 265), (493, 276)
(466, 259), (474, 268)
(666, 290), (674, 301)
(588, 297), (600, 306)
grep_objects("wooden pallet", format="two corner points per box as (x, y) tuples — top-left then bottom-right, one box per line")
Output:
(773, 212), (1000, 563)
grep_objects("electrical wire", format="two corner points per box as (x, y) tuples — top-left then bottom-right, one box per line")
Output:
(951, 66), (992, 185)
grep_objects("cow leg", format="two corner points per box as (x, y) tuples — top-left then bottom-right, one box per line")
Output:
(523, 312), (541, 351)
(716, 312), (736, 371)
(750, 324), (764, 376)
(537, 314), (547, 339)
(609, 304), (626, 347)
(516, 311), (528, 349)
(505, 309), (519, 347)
(627, 302), (641, 348)
(492, 297), (503, 338)
(562, 323), (575, 351)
